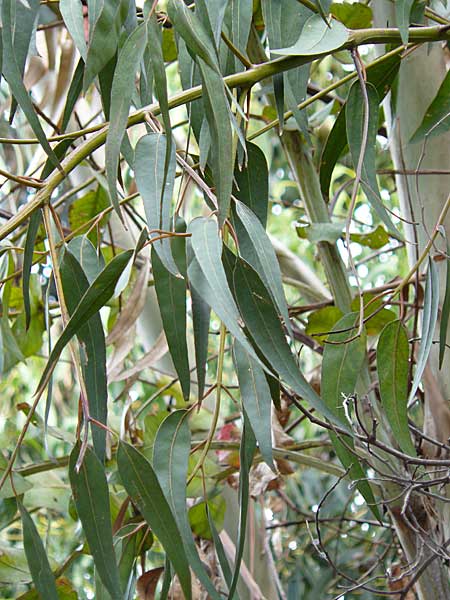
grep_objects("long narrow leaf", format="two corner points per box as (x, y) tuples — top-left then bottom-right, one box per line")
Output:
(152, 247), (190, 400)
(1, 0), (60, 169)
(106, 23), (147, 218)
(409, 259), (440, 403)
(117, 441), (192, 600)
(61, 249), (108, 461)
(153, 411), (221, 599)
(134, 133), (178, 274)
(69, 444), (122, 600)
(377, 320), (415, 455)
(439, 249), (450, 369)
(233, 341), (274, 470)
(23, 211), (42, 331)
(35, 249), (133, 398)
(19, 502), (59, 600)
(228, 252), (348, 429)
(321, 313), (380, 520)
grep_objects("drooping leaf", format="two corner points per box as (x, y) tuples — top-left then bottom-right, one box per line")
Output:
(23, 211), (42, 331)
(190, 285), (210, 402)
(61, 248), (108, 462)
(273, 14), (348, 56)
(377, 320), (415, 455)
(105, 22), (147, 218)
(396, 0), (414, 44)
(409, 259), (440, 403)
(60, 0), (87, 60)
(19, 502), (59, 600)
(230, 0), (252, 70)
(346, 81), (400, 236)
(320, 52), (401, 197)
(233, 341), (274, 470)
(439, 249), (450, 369)
(235, 200), (292, 337)
(83, 0), (130, 91)
(152, 247), (190, 400)
(1, 0), (60, 169)
(233, 142), (269, 227)
(152, 411), (221, 599)
(410, 70), (450, 144)
(167, 0), (219, 72)
(134, 133), (178, 275)
(117, 442), (192, 600)
(227, 251), (348, 429)
(35, 249), (133, 398)
(187, 219), (257, 359)
(69, 444), (122, 600)
(198, 61), (234, 224)
(228, 418), (256, 598)
(321, 313), (380, 520)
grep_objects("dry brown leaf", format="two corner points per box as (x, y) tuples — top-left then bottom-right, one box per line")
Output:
(136, 566), (164, 600)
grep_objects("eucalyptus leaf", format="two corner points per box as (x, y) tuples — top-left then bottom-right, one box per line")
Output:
(377, 320), (415, 455)
(152, 247), (190, 400)
(321, 313), (380, 520)
(35, 249), (133, 399)
(19, 502), (59, 600)
(105, 22), (147, 218)
(410, 70), (450, 144)
(117, 441), (192, 600)
(153, 411), (221, 599)
(69, 444), (122, 600)
(409, 259), (440, 404)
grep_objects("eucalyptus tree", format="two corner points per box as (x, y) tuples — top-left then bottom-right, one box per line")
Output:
(0, 1), (449, 598)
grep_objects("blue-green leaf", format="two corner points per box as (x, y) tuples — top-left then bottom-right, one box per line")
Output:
(117, 441), (192, 600)
(134, 133), (178, 275)
(19, 502), (59, 600)
(23, 211), (41, 331)
(439, 249), (450, 369)
(1, 0), (60, 169)
(60, 0), (87, 60)
(410, 70), (450, 144)
(233, 341), (274, 470)
(152, 247), (190, 400)
(83, 0), (130, 91)
(377, 320), (415, 455)
(106, 22), (147, 218)
(235, 200), (292, 337)
(69, 444), (122, 600)
(346, 81), (400, 237)
(61, 248), (107, 462)
(321, 313), (380, 520)
(396, 0), (414, 45)
(409, 259), (440, 404)
(35, 249), (133, 399)
(153, 411), (221, 599)
(228, 251), (348, 429)
(187, 218), (257, 359)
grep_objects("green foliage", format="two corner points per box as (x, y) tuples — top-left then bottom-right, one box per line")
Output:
(0, 1), (449, 597)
